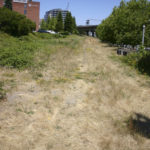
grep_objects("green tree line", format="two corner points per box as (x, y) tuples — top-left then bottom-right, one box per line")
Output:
(40, 11), (78, 34)
(96, 0), (150, 46)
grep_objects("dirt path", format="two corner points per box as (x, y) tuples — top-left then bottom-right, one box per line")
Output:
(0, 37), (150, 150)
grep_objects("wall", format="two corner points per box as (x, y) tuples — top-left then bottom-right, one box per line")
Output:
(0, 0), (4, 7)
(27, 1), (40, 30)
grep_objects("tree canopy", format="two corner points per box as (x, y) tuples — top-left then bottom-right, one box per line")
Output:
(47, 16), (57, 31)
(40, 19), (47, 30)
(64, 12), (73, 33)
(4, 0), (12, 10)
(64, 12), (78, 34)
(96, 0), (150, 46)
(55, 12), (64, 32)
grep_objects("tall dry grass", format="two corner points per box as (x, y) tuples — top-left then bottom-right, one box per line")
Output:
(0, 36), (150, 150)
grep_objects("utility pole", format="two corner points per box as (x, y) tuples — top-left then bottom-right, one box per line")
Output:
(142, 24), (145, 46)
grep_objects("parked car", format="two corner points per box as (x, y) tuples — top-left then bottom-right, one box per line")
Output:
(47, 30), (56, 34)
(145, 47), (150, 51)
(38, 30), (56, 34)
(38, 30), (49, 33)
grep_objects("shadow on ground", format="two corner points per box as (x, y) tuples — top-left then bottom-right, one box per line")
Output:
(129, 113), (150, 139)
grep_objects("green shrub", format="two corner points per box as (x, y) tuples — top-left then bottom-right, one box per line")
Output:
(60, 31), (70, 35)
(0, 8), (36, 36)
(34, 32), (54, 39)
(0, 47), (34, 69)
(138, 52), (150, 75)
(122, 47), (150, 75)
(123, 51), (145, 68)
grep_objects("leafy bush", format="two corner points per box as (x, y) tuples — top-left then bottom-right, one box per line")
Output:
(0, 44), (36, 69)
(122, 46), (150, 75)
(123, 48), (145, 67)
(0, 8), (36, 36)
(138, 52), (150, 75)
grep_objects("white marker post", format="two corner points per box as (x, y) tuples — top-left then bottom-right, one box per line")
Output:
(142, 24), (146, 46)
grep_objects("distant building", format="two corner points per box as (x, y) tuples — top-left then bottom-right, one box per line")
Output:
(0, 0), (40, 30)
(44, 9), (69, 22)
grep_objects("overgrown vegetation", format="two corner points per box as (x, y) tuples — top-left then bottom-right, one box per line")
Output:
(0, 32), (80, 69)
(121, 46), (150, 75)
(0, 8), (36, 36)
(96, 0), (150, 46)
(97, 0), (150, 76)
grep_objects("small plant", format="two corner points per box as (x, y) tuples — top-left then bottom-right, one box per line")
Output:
(0, 81), (6, 101)
(25, 111), (34, 115)
(55, 78), (69, 83)
(75, 74), (83, 79)
(32, 72), (43, 80)
(3, 73), (14, 77)
(16, 108), (23, 112)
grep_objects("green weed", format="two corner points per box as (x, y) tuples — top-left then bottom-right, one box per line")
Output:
(55, 78), (69, 83)
(0, 33), (81, 70)
(0, 81), (6, 101)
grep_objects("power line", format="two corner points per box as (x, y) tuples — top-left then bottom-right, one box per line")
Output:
(85, 19), (102, 25)
(66, 0), (71, 10)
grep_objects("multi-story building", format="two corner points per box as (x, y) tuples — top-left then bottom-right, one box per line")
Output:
(44, 9), (69, 22)
(0, 0), (40, 30)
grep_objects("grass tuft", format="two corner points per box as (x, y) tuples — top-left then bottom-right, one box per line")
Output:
(0, 81), (6, 101)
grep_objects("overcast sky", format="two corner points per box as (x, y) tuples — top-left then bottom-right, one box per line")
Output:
(37, 0), (126, 25)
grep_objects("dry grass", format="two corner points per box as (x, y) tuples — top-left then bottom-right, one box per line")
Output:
(0, 36), (150, 150)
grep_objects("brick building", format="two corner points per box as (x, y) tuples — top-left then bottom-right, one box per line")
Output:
(0, 0), (40, 30)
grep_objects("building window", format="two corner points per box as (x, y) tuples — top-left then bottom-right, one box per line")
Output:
(24, 10), (27, 15)
(24, 4), (27, 8)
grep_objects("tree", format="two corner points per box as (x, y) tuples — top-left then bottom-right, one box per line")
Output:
(49, 17), (57, 31)
(55, 12), (63, 32)
(46, 16), (57, 31)
(40, 19), (47, 30)
(4, 0), (12, 10)
(72, 17), (78, 34)
(64, 12), (73, 33)
(96, 0), (150, 46)
(46, 16), (51, 30)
